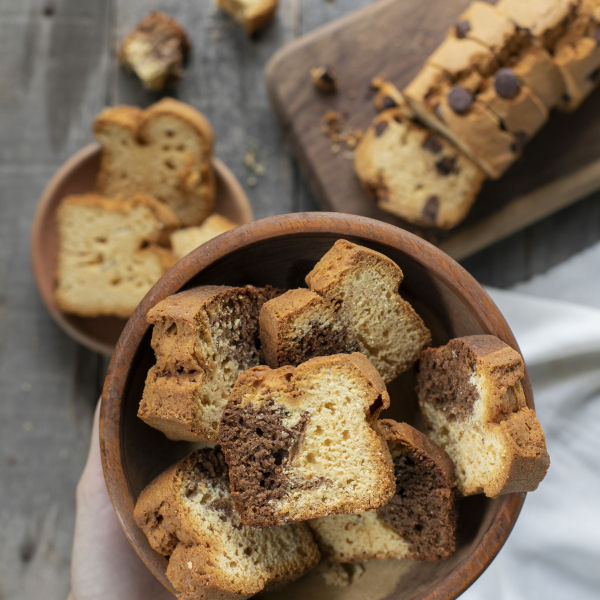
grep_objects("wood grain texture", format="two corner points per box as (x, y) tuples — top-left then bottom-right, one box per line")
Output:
(266, 0), (600, 260)
(0, 0), (598, 598)
(101, 213), (529, 600)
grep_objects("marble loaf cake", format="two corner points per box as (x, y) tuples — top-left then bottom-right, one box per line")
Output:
(259, 240), (431, 382)
(309, 419), (457, 563)
(218, 353), (395, 528)
(138, 285), (279, 442)
(417, 335), (550, 497)
(134, 447), (320, 600)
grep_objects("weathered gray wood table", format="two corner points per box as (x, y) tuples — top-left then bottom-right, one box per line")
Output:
(0, 1), (598, 598)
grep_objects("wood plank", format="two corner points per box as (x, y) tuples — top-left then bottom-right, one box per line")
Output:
(0, 0), (111, 597)
(265, 0), (600, 260)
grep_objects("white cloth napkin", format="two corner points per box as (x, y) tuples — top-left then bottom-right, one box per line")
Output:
(462, 243), (600, 599)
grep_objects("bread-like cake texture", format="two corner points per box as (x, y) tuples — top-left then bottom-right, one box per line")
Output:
(304, 240), (431, 382)
(354, 107), (485, 229)
(371, 77), (404, 111)
(170, 214), (237, 259)
(309, 419), (457, 563)
(417, 335), (550, 497)
(119, 12), (190, 91)
(94, 98), (215, 226)
(134, 447), (319, 600)
(553, 0), (600, 111)
(216, 0), (278, 35)
(55, 193), (177, 318)
(138, 285), (279, 442)
(218, 353), (395, 527)
(450, 1), (529, 63)
(496, 0), (578, 50)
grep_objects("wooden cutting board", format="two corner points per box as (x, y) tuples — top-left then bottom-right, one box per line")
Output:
(265, 0), (600, 260)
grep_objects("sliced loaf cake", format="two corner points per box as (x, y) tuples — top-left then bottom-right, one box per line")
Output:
(309, 420), (457, 562)
(138, 285), (279, 442)
(55, 193), (177, 318)
(417, 335), (550, 497)
(134, 447), (319, 600)
(94, 98), (215, 226)
(218, 353), (395, 528)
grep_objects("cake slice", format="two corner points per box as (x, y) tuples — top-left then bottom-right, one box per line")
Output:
(54, 193), (177, 318)
(354, 107), (486, 229)
(170, 214), (237, 259)
(416, 335), (550, 497)
(138, 285), (279, 442)
(94, 98), (215, 226)
(218, 353), (395, 527)
(259, 241), (431, 381)
(216, 0), (279, 35)
(134, 448), (319, 600)
(309, 420), (457, 562)
(119, 12), (190, 91)
(553, 0), (600, 111)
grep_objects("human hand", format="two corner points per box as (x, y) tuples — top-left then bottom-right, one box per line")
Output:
(69, 399), (173, 600)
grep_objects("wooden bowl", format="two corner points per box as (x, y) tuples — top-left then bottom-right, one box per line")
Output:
(101, 213), (530, 600)
(31, 143), (253, 355)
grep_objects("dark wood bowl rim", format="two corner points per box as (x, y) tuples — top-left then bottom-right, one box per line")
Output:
(101, 212), (528, 599)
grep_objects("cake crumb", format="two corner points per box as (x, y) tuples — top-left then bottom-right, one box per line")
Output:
(310, 66), (338, 93)
(319, 560), (366, 587)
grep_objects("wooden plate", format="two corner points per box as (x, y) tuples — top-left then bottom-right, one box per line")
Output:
(101, 212), (530, 600)
(266, 0), (600, 260)
(31, 144), (253, 355)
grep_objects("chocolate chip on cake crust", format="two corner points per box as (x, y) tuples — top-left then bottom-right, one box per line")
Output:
(422, 195), (440, 224)
(381, 95), (398, 109)
(455, 19), (471, 39)
(494, 68), (520, 99)
(374, 120), (389, 137)
(447, 86), (473, 114)
(435, 156), (458, 176)
(421, 131), (443, 154)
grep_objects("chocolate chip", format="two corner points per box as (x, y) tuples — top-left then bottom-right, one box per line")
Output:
(447, 86), (473, 114)
(494, 68), (520, 99)
(455, 20), (471, 39)
(435, 156), (458, 176)
(562, 93), (571, 102)
(423, 196), (440, 224)
(422, 132), (443, 154)
(374, 120), (389, 137)
(510, 131), (528, 153)
(381, 95), (398, 109)
(588, 67), (600, 82)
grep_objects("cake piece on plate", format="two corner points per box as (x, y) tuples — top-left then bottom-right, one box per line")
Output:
(134, 447), (319, 600)
(417, 335), (550, 497)
(309, 420), (457, 562)
(138, 285), (279, 442)
(219, 353), (395, 527)
(94, 98), (215, 226)
(55, 193), (177, 318)
(260, 240), (431, 381)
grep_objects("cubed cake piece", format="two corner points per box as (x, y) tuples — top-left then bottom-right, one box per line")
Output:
(260, 240), (431, 382)
(94, 98), (215, 226)
(170, 214), (237, 259)
(416, 335), (550, 497)
(119, 12), (190, 91)
(134, 448), (320, 600)
(218, 353), (395, 527)
(354, 107), (486, 229)
(216, 0), (278, 35)
(309, 420), (457, 562)
(138, 285), (279, 442)
(54, 193), (177, 318)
